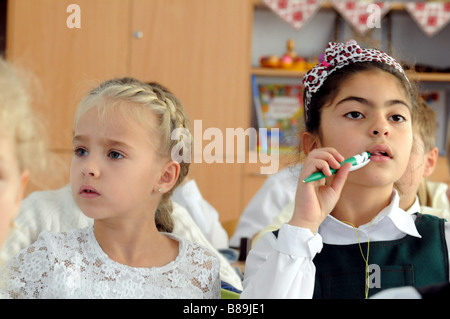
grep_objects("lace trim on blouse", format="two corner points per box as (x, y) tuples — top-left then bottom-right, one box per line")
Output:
(1, 226), (220, 299)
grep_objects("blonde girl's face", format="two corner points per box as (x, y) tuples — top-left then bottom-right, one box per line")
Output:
(70, 106), (168, 221)
(317, 70), (413, 187)
(0, 134), (28, 248)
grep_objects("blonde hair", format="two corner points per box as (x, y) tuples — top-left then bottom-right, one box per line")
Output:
(75, 77), (191, 232)
(0, 58), (46, 176)
(409, 96), (437, 207)
(412, 95), (437, 153)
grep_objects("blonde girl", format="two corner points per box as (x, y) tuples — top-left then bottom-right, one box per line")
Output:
(0, 59), (45, 252)
(2, 77), (220, 298)
(241, 41), (449, 299)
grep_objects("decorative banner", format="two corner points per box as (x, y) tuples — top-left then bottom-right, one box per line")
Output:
(332, 1), (392, 35)
(405, 2), (450, 37)
(262, 0), (449, 37)
(262, 0), (323, 30)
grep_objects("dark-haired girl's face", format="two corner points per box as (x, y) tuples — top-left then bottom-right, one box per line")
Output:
(316, 70), (413, 187)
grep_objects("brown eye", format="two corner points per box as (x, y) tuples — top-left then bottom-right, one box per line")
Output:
(345, 111), (364, 119)
(390, 114), (406, 123)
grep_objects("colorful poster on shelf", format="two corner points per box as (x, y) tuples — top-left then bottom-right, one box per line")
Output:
(331, 0), (392, 35)
(252, 75), (304, 153)
(262, 0), (323, 30)
(405, 2), (450, 37)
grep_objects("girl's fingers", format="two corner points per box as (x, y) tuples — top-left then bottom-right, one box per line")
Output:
(329, 162), (352, 193)
(302, 148), (345, 179)
(310, 148), (344, 168)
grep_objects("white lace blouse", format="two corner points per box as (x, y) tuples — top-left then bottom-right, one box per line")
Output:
(1, 226), (221, 299)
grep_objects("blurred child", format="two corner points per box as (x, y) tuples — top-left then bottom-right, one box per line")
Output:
(1, 78), (220, 298)
(394, 96), (449, 218)
(0, 59), (45, 253)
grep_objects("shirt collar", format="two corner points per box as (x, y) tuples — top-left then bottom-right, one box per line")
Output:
(383, 190), (421, 238)
(319, 190), (421, 245)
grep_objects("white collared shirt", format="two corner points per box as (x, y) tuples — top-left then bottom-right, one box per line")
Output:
(241, 190), (450, 299)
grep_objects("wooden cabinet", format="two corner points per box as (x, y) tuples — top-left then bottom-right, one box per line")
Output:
(6, 0), (253, 226)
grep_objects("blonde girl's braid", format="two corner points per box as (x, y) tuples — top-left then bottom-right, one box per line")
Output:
(75, 78), (192, 233)
(146, 82), (192, 233)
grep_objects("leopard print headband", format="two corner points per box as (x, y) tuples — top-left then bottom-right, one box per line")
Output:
(302, 40), (409, 118)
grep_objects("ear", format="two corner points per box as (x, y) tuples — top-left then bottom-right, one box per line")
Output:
(301, 131), (320, 155)
(423, 147), (438, 178)
(156, 160), (180, 193)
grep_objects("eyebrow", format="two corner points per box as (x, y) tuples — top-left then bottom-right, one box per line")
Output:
(336, 96), (411, 109)
(72, 135), (134, 150)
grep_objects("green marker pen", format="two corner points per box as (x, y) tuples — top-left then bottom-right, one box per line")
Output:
(302, 151), (371, 183)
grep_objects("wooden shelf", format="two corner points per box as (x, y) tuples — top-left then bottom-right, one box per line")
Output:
(251, 67), (305, 78)
(406, 71), (450, 82)
(252, 67), (450, 82)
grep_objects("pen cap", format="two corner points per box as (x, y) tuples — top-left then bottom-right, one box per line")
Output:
(340, 151), (370, 166)
(347, 152), (371, 171)
(353, 151), (371, 164)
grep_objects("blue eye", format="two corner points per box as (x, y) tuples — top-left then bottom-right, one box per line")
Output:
(74, 147), (88, 157)
(109, 151), (124, 160)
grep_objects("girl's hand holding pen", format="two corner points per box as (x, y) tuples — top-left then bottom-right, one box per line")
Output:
(289, 148), (352, 234)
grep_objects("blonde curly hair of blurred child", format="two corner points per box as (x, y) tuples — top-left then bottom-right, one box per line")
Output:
(0, 58), (46, 250)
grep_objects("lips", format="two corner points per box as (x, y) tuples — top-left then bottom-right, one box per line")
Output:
(79, 185), (100, 198)
(368, 145), (392, 161)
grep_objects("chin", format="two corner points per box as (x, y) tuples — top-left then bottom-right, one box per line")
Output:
(349, 171), (396, 188)
(75, 201), (104, 219)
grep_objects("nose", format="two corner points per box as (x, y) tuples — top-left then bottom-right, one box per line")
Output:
(371, 129), (389, 136)
(370, 116), (390, 137)
(81, 159), (100, 178)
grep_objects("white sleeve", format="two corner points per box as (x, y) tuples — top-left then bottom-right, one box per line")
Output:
(171, 180), (229, 249)
(241, 223), (323, 299)
(230, 166), (300, 247)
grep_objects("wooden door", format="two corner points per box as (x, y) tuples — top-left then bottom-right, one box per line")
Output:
(129, 0), (253, 224)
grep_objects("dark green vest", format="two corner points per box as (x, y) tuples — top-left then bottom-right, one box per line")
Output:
(273, 213), (448, 299)
(312, 213), (448, 298)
